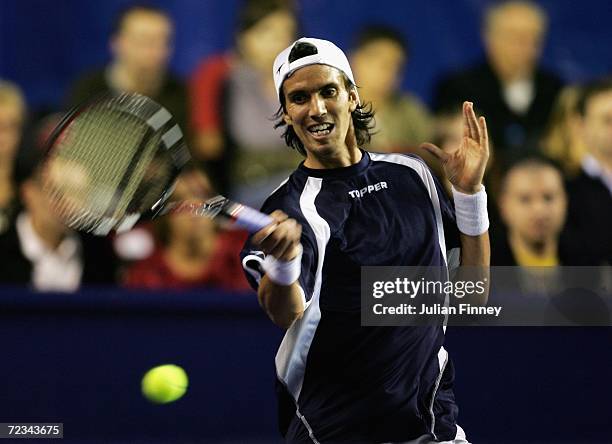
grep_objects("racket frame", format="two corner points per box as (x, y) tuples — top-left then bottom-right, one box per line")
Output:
(43, 92), (191, 234)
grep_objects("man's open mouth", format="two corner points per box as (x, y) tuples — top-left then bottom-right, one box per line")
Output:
(307, 123), (334, 136)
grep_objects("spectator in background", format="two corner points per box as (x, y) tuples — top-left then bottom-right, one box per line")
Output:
(561, 78), (612, 265)
(0, 80), (26, 235)
(541, 85), (588, 178)
(493, 157), (567, 266)
(0, 163), (81, 291)
(0, 151), (117, 290)
(189, 0), (300, 204)
(434, 105), (469, 156)
(66, 5), (188, 132)
(349, 25), (433, 152)
(123, 166), (250, 291)
(434, 1), (562, 169)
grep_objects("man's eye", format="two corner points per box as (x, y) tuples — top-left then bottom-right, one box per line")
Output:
(323, 88), (337, 97)
(291, 94), (307, 104)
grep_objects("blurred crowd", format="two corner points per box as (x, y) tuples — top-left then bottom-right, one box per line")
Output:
(0, 0), (610, 292)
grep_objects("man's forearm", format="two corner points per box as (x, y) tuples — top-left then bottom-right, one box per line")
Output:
(258, 276), (305, 329)
(458, 231), (490, 305)
(459, 231), (490, 266)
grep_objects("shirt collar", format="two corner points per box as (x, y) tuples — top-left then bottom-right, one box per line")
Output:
(582, 155), (612, 196)
(16, 212), (80, 262)
(297, 149), (370, 179)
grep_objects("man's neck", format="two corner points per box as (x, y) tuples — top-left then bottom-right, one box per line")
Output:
(30, 215), (64, 251)
(489, 58), (532, 85)
(109, 63), (163, 96)
(499, 72), (531, 85)
(304, 138), (362, 169)
(163, 237), (216, 279)
(590, 151), (612, 174)
(166, 236), (215, 262)
(509, 232), (558, 262)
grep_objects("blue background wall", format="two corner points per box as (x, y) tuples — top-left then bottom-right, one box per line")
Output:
(0, 0), (611, 111)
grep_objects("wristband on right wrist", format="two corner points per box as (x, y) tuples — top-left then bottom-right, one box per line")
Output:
(261, 245), (303, 286)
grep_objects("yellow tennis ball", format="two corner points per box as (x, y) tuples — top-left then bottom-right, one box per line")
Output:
(141, 364), (189, 404)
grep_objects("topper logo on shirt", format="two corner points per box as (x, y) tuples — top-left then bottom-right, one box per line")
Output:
(348, 181), (388, 198)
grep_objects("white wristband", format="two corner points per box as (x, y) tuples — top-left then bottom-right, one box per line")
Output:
(262, 245), (303, 286)
(452, 185), (489, 236)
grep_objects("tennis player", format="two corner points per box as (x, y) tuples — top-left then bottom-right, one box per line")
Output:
(240, 38), (490, 443)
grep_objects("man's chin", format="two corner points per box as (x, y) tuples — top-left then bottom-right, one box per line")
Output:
(524, 234), (550, 248)
(305, 140), (336, 156)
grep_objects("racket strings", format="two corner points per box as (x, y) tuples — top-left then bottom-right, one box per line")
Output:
(44, 95), (174, 233)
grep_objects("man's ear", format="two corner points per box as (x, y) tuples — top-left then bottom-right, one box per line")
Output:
(283, 113), (292, 126)
(348, 87), (359, 113)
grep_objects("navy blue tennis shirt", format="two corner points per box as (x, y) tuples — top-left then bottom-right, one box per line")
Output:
(240, 150), (462, 443)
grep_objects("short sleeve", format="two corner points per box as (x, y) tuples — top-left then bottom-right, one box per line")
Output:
(239, 191), (320, 303)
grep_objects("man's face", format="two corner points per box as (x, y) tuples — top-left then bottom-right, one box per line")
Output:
(436, 113), (464, 153)
(0, 102), (23, 162)
(485, 5), (544, 81)
(22, 177), (67, 237)
(351, 38), (405, 101)
(238, 11), (296, 73)
(500, 166), (567, 244)
(112, 11), (173, 74)
(580, 90), (612, 158)
(167, 170), (216, 250)
(282, 65), (358, 161)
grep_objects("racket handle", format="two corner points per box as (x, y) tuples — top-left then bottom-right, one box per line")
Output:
(163, 197), (274, 233)
(224, 202), (275, 232)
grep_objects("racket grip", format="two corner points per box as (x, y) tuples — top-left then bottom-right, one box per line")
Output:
(226, 203), (275, 232)
(163, 197), (274, 233)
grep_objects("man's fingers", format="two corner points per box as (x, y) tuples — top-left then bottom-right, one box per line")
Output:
(274, 226), (302, 260)
(252, 210), (290, 245)
(270, 236), (297, 259)
(254, 217), (302, 258)
(269, 210), (289, 223)
(462, 103), (470, 139)
(252, 222), (279, 246)
(465, 102), (480, 141)
(479, 116), (489, 154)
(421, 142), (449, 162)
(267, 220), (301, 257)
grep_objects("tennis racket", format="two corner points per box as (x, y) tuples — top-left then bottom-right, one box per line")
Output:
(42, 92), (273, 236)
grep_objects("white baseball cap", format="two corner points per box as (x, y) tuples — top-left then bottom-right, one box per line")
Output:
(273, 37), (357, 102)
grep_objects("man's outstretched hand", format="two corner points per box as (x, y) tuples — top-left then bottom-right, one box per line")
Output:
(422, 101), (489, 194)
